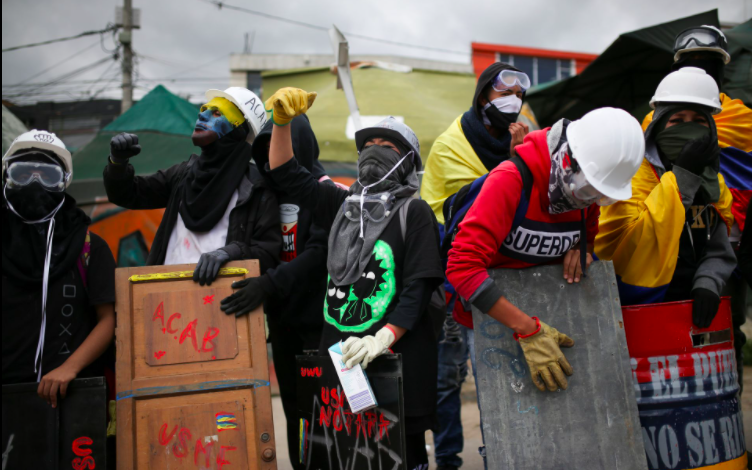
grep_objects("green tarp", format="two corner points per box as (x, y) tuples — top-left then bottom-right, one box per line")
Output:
(2, 105), (28, 156)
(525, 10), (751, 128)
(262, 67), (477, 163)
(102, 84), (199, 136)
(70, 85), (199, 203)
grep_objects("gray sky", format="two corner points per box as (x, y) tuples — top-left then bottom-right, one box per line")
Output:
(2, 0), (750, 104)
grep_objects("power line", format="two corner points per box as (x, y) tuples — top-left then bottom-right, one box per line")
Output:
(3, 77), (230, 89)
(200, 0), (470, 56)
(2, 25), (118, 53)
(13, 40), (102, 85)
(2, 55), (117, 98)
(165, 53), (229, 79)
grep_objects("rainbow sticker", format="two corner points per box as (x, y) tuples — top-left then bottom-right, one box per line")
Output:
(215, 412), (238, 432)
(299, 418), (309, 464)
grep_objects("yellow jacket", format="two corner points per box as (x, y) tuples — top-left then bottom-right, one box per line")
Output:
(596, 155), (734, 305)
(643, 93), (752, 232)
(421, 116), (488, 225)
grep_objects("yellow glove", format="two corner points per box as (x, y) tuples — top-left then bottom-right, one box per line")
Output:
(516, 317), (575, 392)
(264, 87), (317, 126)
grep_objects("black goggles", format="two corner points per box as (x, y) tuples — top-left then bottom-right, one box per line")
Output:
(674, 27), (727, 54)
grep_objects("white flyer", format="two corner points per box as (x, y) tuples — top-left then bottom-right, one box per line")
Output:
(328, 341), (378, 413)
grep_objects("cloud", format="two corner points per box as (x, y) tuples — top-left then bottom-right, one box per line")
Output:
(2, 0), (748, 104)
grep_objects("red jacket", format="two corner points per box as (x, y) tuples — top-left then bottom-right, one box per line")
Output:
(446, 128), (600, 328)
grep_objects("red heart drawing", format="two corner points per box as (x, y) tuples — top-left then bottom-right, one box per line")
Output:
(72, 456), (96, 470)
(154, 351), (166, 360)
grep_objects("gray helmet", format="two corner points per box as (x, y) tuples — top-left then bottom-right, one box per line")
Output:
(355, 117), (421, 170)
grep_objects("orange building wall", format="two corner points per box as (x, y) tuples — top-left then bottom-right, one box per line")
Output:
(471, 42), (598, 79)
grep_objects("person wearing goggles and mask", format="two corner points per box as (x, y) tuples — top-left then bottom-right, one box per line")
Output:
(2, 130), (116, 412)
(102, 87), (280, 285)
(598, 68), (736, 328)
(447, 107), (644, 396)
(641, 25), (752, 386)
(252, 87), (443, 470)
(420, 63), (531, 469)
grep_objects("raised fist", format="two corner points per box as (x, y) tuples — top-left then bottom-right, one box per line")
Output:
(264, 87), (317, 126)
(109, 132), (141, 164)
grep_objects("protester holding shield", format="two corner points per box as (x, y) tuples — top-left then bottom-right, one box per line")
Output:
(103, 87), (280, 281)
(256, 87), (444, 470)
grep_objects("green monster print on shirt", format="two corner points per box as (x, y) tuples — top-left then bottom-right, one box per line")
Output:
(324, 240), (397, 333)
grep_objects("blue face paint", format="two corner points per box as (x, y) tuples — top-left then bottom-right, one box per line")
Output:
(195, 108), (234, 140)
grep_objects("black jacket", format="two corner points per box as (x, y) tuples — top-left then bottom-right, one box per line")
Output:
(103, 156), (280, 271)
(252, 115), (328, 328)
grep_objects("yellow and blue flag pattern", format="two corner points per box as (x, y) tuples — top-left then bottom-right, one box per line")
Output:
(642, 93), (752, 231)
(596, 158), (734, 305)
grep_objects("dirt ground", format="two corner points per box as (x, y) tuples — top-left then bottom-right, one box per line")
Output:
(272, 366), (752, 470)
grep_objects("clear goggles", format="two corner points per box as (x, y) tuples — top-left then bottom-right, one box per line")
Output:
(5, 160), (67, 192)
(492, 69), (531, 92)
(674, 27), (727, 53)
(342, 192), (395, 223)
(565, 166), (617, 207)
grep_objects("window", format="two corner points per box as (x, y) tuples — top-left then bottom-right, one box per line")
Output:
(495, 54), (578, 86)
(246, 72), (262, 97)
(537, 58), (558, 85)
(558, 60), (574, 80)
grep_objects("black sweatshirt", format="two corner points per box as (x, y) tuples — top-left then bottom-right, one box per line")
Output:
(103, 156), (280, 271)
(252, 116), (330, 328)
(267, 157), (444, 418)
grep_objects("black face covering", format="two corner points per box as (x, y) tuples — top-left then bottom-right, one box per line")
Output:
(357, 144), (413, 193)
(484, 105), (518, 132)
(5, 183), (64, 221)
(179, 123), (252, 232)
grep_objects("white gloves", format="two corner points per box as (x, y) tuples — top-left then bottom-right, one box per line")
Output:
(341, 327), (396, 369)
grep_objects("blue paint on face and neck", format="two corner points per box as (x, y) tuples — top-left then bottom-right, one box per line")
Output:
(195, 108), (234, 140)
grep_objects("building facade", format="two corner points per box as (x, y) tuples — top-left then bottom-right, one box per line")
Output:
(471, 42), (598, 86)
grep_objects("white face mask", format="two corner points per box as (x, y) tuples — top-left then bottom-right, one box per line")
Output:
(482, 95), (522, 126)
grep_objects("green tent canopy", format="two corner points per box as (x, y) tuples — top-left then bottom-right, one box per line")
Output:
(525, 10), (750, 128)
(2, 105), (28, 156)
(262, 67), (477, 164)
(70, 85), (199, 203)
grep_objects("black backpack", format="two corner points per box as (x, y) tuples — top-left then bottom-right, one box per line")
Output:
(439, 155), (534, 267)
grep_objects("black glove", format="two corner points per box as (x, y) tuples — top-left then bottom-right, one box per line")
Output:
(220, 275), (275, 317)
(674, 134), (719, 176)
(109, 132), (142, 164)
(692, 288), (720, 329)
(193, 249), (231, 286)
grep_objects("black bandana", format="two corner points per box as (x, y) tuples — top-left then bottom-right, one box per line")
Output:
(2, 192), (90, 284)
(179, 124), (251, 232)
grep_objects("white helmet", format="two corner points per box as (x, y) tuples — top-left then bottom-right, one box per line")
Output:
(2, 130), (73, 188)
(650, 67), (722, 114)
(205, 87), (267, 137)
(566, 108), (645, 201)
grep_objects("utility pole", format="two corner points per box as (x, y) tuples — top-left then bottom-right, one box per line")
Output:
(120, 0), (134, 114)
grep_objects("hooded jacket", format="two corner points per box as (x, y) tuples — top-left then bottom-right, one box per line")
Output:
(642, 93), (752, 233)
(446, 126), (599, 328)
(251, 115), (329, 328)
(421, 62), (525, 227)
(597, 109), (735, 306)
(103, 149), (280, 270)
